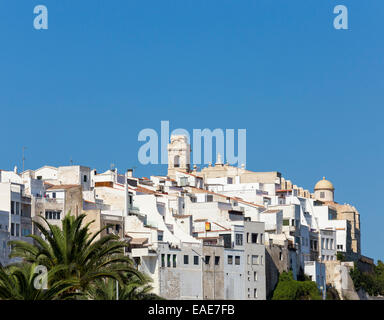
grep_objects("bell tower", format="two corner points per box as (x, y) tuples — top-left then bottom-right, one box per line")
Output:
(167, 135), (191, 179)
(314, 177), (335, 202)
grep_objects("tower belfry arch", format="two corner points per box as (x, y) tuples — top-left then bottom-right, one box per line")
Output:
(167, 135), (191, 179)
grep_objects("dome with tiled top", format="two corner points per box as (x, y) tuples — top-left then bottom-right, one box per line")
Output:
(314, 177), (334, 191)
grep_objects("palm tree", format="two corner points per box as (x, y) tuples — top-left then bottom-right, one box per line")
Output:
(121, 274), (163, 300)
(0, 263), (79, 300)
(87, 274), (162, 300)
(9, 212), (142, 294)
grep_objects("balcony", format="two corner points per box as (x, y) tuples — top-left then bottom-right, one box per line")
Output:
(131, 248), (157, 258)
(35, 197), (64, 204)
(127, 205), (141, 215)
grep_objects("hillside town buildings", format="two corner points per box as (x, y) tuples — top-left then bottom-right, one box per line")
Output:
(0, 135), (373, 299)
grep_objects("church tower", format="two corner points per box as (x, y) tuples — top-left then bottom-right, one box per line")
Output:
(167, 135), (191, 179)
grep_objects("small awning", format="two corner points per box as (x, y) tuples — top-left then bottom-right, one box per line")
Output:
(130, 238), (148, 245)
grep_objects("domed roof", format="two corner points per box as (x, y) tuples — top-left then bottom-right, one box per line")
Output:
(314, 177), (334, 191)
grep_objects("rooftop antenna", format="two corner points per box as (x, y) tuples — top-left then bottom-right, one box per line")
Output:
(22, 146), (27, 173)
(70, 157), (74, 165)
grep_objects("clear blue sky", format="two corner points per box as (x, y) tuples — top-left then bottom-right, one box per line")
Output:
(0, 1), (383, 261)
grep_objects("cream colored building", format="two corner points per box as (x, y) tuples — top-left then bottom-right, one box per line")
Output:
(313, 177), (361, 258)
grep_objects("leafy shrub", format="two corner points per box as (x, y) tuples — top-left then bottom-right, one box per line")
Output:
(272, 271), (322, 300)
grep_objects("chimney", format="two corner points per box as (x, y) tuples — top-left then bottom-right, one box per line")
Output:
(127, 169), (133, 178)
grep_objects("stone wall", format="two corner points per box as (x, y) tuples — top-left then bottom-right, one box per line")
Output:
(265, 242), (290, 299)
(324, 261), (359, 300)
(202, 244), (225, 299)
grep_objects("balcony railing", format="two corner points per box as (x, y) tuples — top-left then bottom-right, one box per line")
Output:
(127, 206), (141, 215)
(35, 198), (64, 204)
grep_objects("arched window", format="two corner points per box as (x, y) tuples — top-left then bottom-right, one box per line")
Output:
(174, 155), (180, 168)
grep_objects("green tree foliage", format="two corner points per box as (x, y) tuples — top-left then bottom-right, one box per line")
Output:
(272, 271), (322, 300)
(350, 260), (384, 296)
(0, 212), (159, 300)
(87, 274), (162, 300)
(0, 263), (79, 300)
(326, 286), (340, 300)
(336, 252), (346, 261)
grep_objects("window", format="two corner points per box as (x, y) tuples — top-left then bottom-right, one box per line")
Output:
(179, 177), (188, 186)
(235, 234), (243, 246)
(254, 271), (258, 281)
(215, 256), (220, 266)
(260, 256), (263, 265)
(11, 223), (15, 236)
(161, 254), (165, 267)
(205, 256), (211, 265)
(16, 202), (20, 215)
(158, 234), (163, 241)
(52, 192), (56, 199)
(279, 252), (283, 261)
(173, 254), (177, 268)
(254, 288), (257, 298)
(45, 211), (61, 220)
(194, 256), (199, 265)
(84, 175), (87, 182)
(251, 233), (258, 243)
(16, 224), (20, 237)
(11, 201), (15, 214)
(283, 219), (289, 226)
(221, 234), (232, 248)
(235, 256), (240, 265)
(206, 195), (213, 202)
(227, 255), (233, 265)
(330, 239), (334, 250)
(184, 255), (189, 265)
(252, 255), (259, 265)
(246, 232), (249, 243)
(291, 219), (295, 226)
(133, 257), (141, 267)
(320, 192), (325, 198)
(167, 254), (171, 267)
(174, 155), (180, 168)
